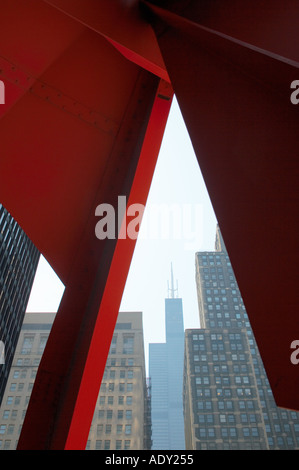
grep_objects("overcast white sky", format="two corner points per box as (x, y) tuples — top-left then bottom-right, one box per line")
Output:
(26, 96), (218, 369)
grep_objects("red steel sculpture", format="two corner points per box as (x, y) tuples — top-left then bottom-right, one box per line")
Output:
(0, 0), (298, 449)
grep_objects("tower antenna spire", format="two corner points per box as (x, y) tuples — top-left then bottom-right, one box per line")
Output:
(168, 262), (178, 298)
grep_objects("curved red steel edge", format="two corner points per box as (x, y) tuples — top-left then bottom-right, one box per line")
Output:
(0, 0), (298, 450)
(143, 0), (299, 412)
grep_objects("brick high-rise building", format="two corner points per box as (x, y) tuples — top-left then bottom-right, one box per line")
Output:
(183, 226), (299, 450)
(0, 311), (150, 450)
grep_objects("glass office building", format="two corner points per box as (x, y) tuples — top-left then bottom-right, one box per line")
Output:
(149, 267), (185, 450)
(0, 205), (39, 405)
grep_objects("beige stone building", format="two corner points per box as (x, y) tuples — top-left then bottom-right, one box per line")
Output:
(0, 311), (151, 450)
(86, 311), (151, 450)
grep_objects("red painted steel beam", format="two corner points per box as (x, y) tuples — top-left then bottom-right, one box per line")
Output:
(143, 0), (299, 411)
(17, 78), (172, 449)
(42, 0), (169, 81)
(0, 0), (298, 451)
(0, 0), (172, 449)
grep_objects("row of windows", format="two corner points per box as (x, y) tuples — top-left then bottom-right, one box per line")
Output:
(265, 411), (299, 422)
(193, 353), (248, 362)
(5, 395), (30, 406)
(197, 442), (263, 450)
(197, 400), (259, 411)
(8, 369), (36, 380)
(97, 409), (133, 420)
(99, 395), (133, 406)
(107, 358), (135, 367)
(266, 423), (299, 433)
(203, 282), (237, 291)
(196, 387), (254, 398)
(207, 304), (244, 311)
(95, 423), (132, 435)
(86, 439), (131, 450)
(197, 413), (259, 424)
(19, 335), (47, 354)
(193, 364), (250, 375)
(205, 288), (238, 295)
(8, 382), (33, 393)
(206, 295), (240, 303)
(198, 254), (231, 264)
(192, 332), (245, 342)
(103, 369), (134, 379)
(193, 342), (245, 352)
(15, 358), (40, 367)
(100, 383), (134, 392)
(0, 439), (133, 451)
(0, 407), (27, 422)
(110, 334), (135, 354)
(195, 375), (251, 386)
(268, 436), (299, 448)
(196, 426), (261, 439)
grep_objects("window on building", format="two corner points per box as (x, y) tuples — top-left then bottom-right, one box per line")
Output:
(124, 440), (130, 449)
(96, 440), (102, 449)
(97, 424), (103, 435)
(7, 425), (14, 435)
(117, 425), (123, 434)
(21, 336), (34, 354)
(105, 424), (111, 434)
(123, 335), (134, 354)
(125, 425), (132, 435)
(116, 440), (122, 450)
(38, 336), (48, 354)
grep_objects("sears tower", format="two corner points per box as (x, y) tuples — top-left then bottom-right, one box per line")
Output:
(149, 265), (185, 449)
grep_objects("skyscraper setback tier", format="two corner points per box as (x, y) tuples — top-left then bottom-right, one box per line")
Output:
(0, 205), (39, 405)
(183, 226), (299, 450)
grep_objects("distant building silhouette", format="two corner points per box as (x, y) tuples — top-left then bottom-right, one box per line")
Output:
(149, 264), (185, 449)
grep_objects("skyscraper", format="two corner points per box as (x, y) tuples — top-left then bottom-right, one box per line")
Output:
(0, 205), (39, 405)
(149, 265), (185, 450)
(183, 225), (299, 449)
(0, 311), (150, 450)
(86, 311), (151, 450)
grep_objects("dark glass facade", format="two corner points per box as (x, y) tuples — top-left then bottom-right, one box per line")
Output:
(183, 226), (299, 449)
(0, 205), (39, 405)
